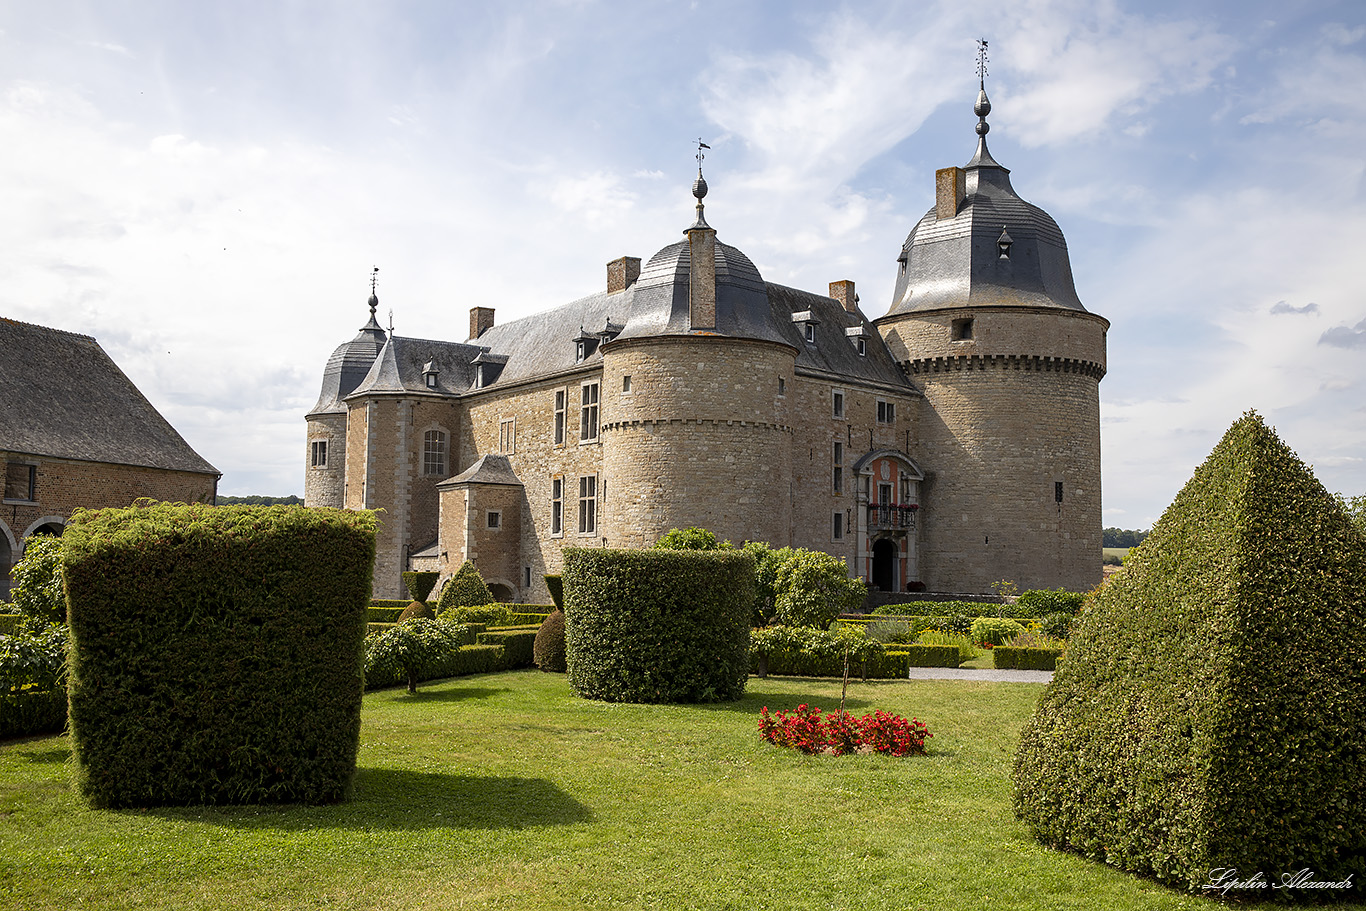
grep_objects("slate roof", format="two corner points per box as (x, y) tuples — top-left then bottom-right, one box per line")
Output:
(308, 309), (388, 415)
(884, 123), (1087, 317)
(0, 317), (219, 475)
(348, 335), (481, 398)
(440, 454), (523, 488)
(766, 284), (915, 390)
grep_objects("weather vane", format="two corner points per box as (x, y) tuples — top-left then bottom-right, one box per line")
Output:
(976, 38), (989, 87)
(371, 265), (379, 295)
(696, 138), (710, 169)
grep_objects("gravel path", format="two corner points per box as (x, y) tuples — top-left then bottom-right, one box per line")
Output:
(906, 667), (1053, 683)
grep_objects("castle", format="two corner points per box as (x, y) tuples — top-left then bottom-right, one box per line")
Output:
(306, 85), (1108, 603)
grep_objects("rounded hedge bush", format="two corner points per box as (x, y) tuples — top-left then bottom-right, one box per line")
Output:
(436, 562), (493, 612)
(533, 609), (567, 673)
(563, 548), (753, 703)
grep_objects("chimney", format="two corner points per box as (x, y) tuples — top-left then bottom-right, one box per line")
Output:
(607, 256), (642, 294)
(936, 166), (966, 220)
(688, 228), (716, 330)
(470, 307), (495, 340)
(829, 280), (859, 315)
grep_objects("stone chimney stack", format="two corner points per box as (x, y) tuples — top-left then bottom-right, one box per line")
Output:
(829, 280), (859, 314)
(936, 166), (966, 220)
(607, 256), (641, 293)
(470, 307), (495, 340)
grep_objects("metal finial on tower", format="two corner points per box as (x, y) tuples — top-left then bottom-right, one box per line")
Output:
(690, 139), (711, 229)
(367, 265), (380, 317)
(974, 39), (992, 136)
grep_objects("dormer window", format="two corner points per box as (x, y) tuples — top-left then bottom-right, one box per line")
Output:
(422, 359), (439, 389)
(805, 323), (815, 343)
(857, 338), (867, 356)
(997, 227), (1013, 259)
(573, 327), (598, 363)
(791, 310), (818, 345)
(470, 351), (508, 389)
(846, 325), (867, 356)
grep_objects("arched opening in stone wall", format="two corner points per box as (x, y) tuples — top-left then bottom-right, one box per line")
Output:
(0, 530), (11, 601)
(488, 582), (515, 603)
(871, 538), (898, 593)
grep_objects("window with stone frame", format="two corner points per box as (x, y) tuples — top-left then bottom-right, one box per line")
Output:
(499, 418), (516, 454)
(833, 441), (843, 494)
(310, 440), (328, 468)
(578, 475), (597, 535)
(423, 430), (447, 477)
(551, 476), (564, 536)
(487, 510), (501, 529)
(877, 400), (896, 424)
(4, 463), (36, 502)
(580, 382), (600, 443)
(832, 390), (844, 418)
(832, 511), (844, 541)
(554, 390), (566, 445)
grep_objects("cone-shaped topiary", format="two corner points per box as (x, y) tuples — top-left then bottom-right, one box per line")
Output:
(436, 561), (494, 612)
(402, 571), (439, 603)
(543, 574), (564, 610)
(533, 609), (566, 673)
(1013, 412), (1366, 891)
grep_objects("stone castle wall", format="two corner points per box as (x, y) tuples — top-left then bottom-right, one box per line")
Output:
(878, 306), (1107, 371)
(304, 413), (347, 508)
(600, 337), (795, 549)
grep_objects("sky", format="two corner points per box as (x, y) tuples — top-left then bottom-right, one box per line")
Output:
(2, 0), (1364, 529)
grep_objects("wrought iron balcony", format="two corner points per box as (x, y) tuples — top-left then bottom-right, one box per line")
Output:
(868, 503), (918, 530)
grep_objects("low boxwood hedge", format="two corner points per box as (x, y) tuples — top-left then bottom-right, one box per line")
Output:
(992, 646), (1061, 670)
(886, 644), (962, 668)
(0, 690), (66, 739)
(367, 606), (407, 623)
(475, 629), (537, 670)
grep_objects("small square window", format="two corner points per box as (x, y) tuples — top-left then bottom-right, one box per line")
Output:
(877, 401), (896, 424)
(487, 510), (501, 529)
(951, 318), (974, 341)
(310, 440), (328, 468)
(778, 377), (786, 397)
(4, 463), (36, 502)
(622, 375), (632, 393)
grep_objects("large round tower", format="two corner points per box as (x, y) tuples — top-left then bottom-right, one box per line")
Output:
(304, 288), (387, 508)
(874, 81), (1108, 593)
(600, 168), (797, 548)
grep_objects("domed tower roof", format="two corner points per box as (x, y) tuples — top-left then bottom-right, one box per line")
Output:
(308, 285), (388, 416)
(883, 80), (1086, 316)
(612, 162), (793, 348)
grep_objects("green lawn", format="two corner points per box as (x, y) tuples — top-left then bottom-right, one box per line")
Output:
(0, 671), (1343, 910)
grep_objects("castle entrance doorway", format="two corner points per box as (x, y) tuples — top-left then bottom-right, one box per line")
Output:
(872, 538), (897, 592)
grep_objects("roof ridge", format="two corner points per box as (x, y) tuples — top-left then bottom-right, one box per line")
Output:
(1, 316), (97, 343)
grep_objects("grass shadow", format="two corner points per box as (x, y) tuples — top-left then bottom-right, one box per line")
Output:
(378, 686), (511, 704)
(133, 769), (593, 831)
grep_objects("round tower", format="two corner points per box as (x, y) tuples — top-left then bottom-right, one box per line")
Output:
(874, 80), (1108, 593)
(304, 283), (387, 508)
(600, 165), (797, 548)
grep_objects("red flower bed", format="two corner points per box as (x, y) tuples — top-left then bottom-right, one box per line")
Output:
(758, 704), (931, 757)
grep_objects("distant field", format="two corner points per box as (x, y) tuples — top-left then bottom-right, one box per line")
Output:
(1103, 547), (1129, 562)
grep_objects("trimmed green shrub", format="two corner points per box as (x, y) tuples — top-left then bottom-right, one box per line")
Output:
(508, 611), (553, 626)
(533, 609), (567, 673)
(992, 646), (1061, 670)
(0, 690), (66, 739)
(367, 606), (405, 623)
(61, 502), (376, 808)
(476, 629), (537, 669)
(544, 575), (564, 610)
(564, 548), (753, 703)
(884, 644), (961, 668)
(401, 571), (440, 603)
(969, 617), (1026, 647)
(654, 526), (730, 550)
(438, 604), (512, 627)
(369, 599), (412, 610)
(363, 619), (499, 691)
(913, 629), (978, 663)
(1016, 588), (1085, 617)
(436, 561), (494, 611)
(0, 613), (21, 636)
(1013, 412), (1366, 891)
(9, 536), (65, 626)
(749, 625), (891, 677)
(397, 601), (435, 622)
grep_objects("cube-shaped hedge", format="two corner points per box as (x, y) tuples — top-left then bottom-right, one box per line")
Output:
(62, 502), (376, 808)
(564, 548), (753, 703)
(1012, 413), (1366, 890)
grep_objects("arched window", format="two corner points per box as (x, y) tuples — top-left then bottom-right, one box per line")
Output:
(423, 430), (447, 477)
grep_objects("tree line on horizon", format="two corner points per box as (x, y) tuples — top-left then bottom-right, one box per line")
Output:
(216, 495), (304, 506)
